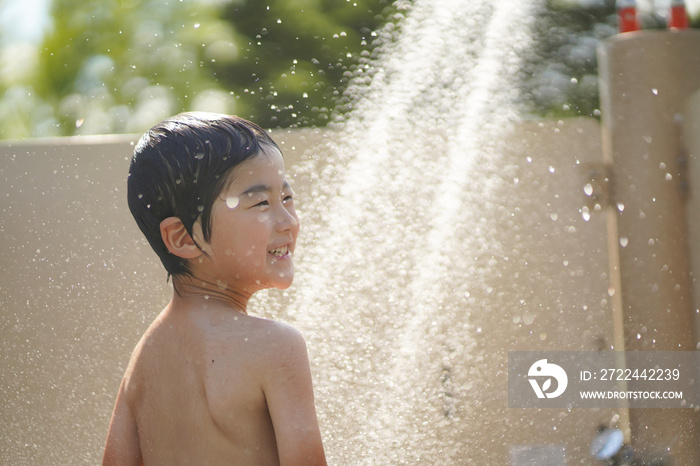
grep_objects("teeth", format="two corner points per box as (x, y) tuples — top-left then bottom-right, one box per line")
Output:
(269, 246), (288, 257)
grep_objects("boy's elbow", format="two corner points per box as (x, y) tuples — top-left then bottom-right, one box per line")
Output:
(102, 448), (143, 466)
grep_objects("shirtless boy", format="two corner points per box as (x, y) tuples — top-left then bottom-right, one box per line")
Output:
(103, 112), (326, 465)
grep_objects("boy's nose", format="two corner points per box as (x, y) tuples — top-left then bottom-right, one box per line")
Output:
(275, 207), (299, 231)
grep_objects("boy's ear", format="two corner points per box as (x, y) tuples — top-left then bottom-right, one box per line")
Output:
(160, 217), (202, 259)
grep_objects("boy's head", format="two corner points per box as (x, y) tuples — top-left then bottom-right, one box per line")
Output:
(127, 112), (281, 279)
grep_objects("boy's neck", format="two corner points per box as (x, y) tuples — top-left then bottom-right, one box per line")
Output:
(171, 275), (251, 315)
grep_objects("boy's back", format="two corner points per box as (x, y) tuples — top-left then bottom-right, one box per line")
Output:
(107, 298), (323, 465)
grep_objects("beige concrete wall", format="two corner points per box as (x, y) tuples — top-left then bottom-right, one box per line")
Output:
(598, 30), (700, 465)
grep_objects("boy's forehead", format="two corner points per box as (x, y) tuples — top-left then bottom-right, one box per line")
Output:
(227, 150), (287, 189)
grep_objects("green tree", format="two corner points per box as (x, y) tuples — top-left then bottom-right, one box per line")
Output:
(212, 0), (395, 127)
(27, 0), (230, 137)
(1, 0), (395, 138)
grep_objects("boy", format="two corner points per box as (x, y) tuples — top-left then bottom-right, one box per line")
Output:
(103, 112), (326, 465)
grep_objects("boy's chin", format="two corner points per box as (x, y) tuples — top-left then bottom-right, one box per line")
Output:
(273, 277), (294, 290)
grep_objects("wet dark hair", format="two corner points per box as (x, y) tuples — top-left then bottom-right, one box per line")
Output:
(127, 111), (280, 278)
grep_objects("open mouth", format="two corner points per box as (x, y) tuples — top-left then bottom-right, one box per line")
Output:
(268, 245), (290, 258)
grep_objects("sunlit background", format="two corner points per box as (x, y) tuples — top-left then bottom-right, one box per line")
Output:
(1, 0), (698, 140)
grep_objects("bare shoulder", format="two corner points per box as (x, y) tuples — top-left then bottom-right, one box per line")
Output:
(253, 318), (306, 354)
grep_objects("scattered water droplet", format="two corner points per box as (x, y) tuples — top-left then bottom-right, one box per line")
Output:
(619, 237), (628, 247)
(583, 183), (593, 196)
(226, 196), (239, 209)
(651, 88), (658, 95)
(617, 203), (624, 212)
(550, 212), (558, 221)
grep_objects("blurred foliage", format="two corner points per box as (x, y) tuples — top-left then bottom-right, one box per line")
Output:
(0, 0), (394, 138)
(522, 0), (617, 119)
(213, 0), (395, 127)
(0, 0), (698, 139)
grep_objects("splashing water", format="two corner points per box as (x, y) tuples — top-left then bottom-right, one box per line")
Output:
(257, 0), (541, 463)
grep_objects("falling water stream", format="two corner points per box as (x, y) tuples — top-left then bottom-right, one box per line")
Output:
(255, 0), (542, 462)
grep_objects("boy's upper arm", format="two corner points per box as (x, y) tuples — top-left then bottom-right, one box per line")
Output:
(103, 380), (143, 466)
(262, 326), (326, 466)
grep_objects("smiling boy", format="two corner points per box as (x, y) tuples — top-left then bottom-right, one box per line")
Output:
(103, 112), (326, 465)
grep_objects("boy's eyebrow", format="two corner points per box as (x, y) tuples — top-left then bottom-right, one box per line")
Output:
(240, 181), (292, 197)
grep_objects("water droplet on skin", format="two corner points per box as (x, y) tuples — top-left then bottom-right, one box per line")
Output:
(648, 238), (655, 246)
(666, 173), (673, 181)
(197, 205), (204, 212)
(651, 88), (658, 95)
(522, 313), (535, 325)
(548, 166), (555, 174)
(617, 203), (625, 212)
(550, 213), (558, 221)
(643, 135), (653, 144)
(217, 280), (227, 290)
(619, 237), (629, 247)
(583, 183), (593, 196)
(226, 196), (239, 209)
(608, 287), (616, 296)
